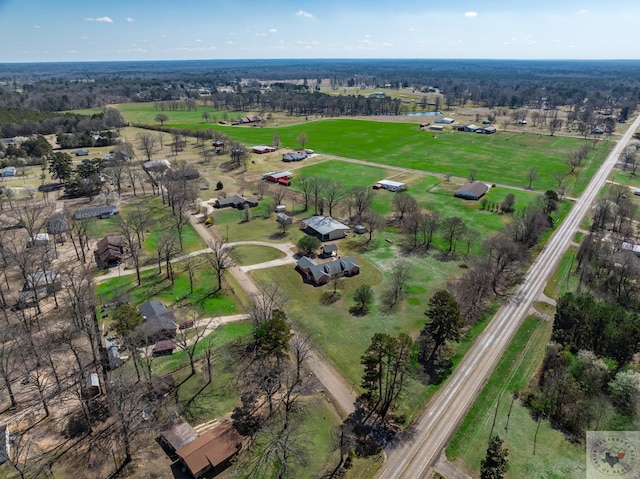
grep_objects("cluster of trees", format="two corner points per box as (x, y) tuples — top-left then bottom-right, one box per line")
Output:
(56, 129), (119, 149)
(523, 295), (640, 437)
(576, 185), (640, 305)
(231, 285), (314, 477)
(0, 107), (125, 139)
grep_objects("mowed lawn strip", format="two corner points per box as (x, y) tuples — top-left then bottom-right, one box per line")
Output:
(230, 245), (286, 266)
(446, 316), (585, 479)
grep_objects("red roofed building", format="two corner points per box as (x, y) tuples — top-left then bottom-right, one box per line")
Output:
(176, 422), (244, 478)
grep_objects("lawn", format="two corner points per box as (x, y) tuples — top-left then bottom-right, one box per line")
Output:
(112, 103), (613, 195)
(211, 208), (306, 244)
(114, 102), (245, 127)
(87, 196), (207, 262)
(447, 317), (586, 479)
(96, 262), (242, 320)
(230, 245), (286, 266)
(543, 247), (579, 300)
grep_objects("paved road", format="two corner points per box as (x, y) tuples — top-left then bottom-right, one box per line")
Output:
(377, 114), (640, 479)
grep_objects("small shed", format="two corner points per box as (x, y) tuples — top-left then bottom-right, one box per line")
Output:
(435, 117), (455, 124)
(454, 182), (489, 200)
(105, 337), (123, 369)
(86, 373), (101, 397)
(275, 205), (286, 213)
(153, 340), (177, 357)
(353, 225), (366, 234)
(276, 213), (292, 225)
(27, 233), (49, 247)
(321, 244), (338, 256)
(429, 125), (444, 131)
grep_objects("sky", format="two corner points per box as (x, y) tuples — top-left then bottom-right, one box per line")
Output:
(0, 0), (639, 63)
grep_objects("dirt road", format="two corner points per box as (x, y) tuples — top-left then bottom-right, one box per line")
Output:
(188, 217), (357, 417)
(377, 114), (640, 479)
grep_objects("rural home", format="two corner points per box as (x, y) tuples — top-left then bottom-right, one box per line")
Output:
(302, 216), (350, 241)
(435, 117), (455, 124)
(95, 235), (124, 269)
(296, 255), (360, 286)
(477, 126), (497, 134)
(174, 422), (243, 478)
(214, 194), (258, 209)
(74, 205), (119, 220)
(429, 125), (444, 131)
(47, 213), (68, 243)
(374, 179), (405, 192)
(143, 159), (171, 171)
(454, 182), (489, 200)
(0, 166), (16, 177)
(234, 115), (261, 125)
(252, 145), (276, 154)
(159, 417), (199, 456)
(461, 124), (480, 132)
(104, 337), (123, 369)
(138, 301), (177, 341)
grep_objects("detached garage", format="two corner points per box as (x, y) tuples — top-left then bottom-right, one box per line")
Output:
(454, 182), (489, 200)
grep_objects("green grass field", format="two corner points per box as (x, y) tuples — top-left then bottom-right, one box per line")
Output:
(230, 245), (286, 265)
(96, 263), (242, 321)
(114, 102), (245, 126)
(447, 317), (586, 479)
(113, 102), (613, 195)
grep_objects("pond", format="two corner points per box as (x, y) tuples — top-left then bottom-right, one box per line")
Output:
(404, 111), (443, 117)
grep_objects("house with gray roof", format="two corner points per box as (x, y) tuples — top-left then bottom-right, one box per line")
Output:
(454, 182), (489, 201)
(73, 205), (119, 220)
(138, 301), (177, 341)
(296, 256), (360, 286)
(302, 216), (350, 241)
(214, 194), (258, 209)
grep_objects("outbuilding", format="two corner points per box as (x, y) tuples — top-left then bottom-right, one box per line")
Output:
(435, 117), (455, 124)
(74, 205), (119, 220)
(264, 171), (292, 183)
(176, 422), (243, 478)
(374, 179), (405, 192)
(454, 182), (489, 200)
(252, 145), (276, 154)
(0, 166), (16, 177)
(302, 216), (350, 241)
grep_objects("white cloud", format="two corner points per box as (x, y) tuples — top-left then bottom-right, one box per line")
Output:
(255, 33), (267, 36)
(464, 11), (478, 18)
(67, 50), (79, 54)
(195, 39), (203, 43)
(84, 16), (114, 23)
(127, 17), (135, 23)
(269, 28), (278, 33)
(296, 10), (313, 18)
(33, 25), (41, 29)
(577, 9), (588, 15)
(225, 40), (234, 45)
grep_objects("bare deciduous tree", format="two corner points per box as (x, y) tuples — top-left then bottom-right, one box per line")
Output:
(205, 239), (234, 292)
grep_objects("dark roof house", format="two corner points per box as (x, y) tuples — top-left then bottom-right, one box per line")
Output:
(95, 235), (124, 269)
(215, 194), (258, 209)
(282, 152), (307, 162)
(153, 340), (177, 357)
(159, 417), (199, 455)
(296, 256), (360, 286)
(138, 301), (177, 341)
(47, 213), (68, 235)
(176, 422), (243, 479)
(454, 182), (489, 200)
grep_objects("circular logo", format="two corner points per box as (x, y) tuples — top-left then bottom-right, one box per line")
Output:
(590, 434), (638, 476)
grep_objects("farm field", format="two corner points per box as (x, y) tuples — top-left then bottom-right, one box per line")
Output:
(112, 103), (613, 195)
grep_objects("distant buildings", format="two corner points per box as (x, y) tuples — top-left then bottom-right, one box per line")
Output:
(74, 205), (119, 220)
